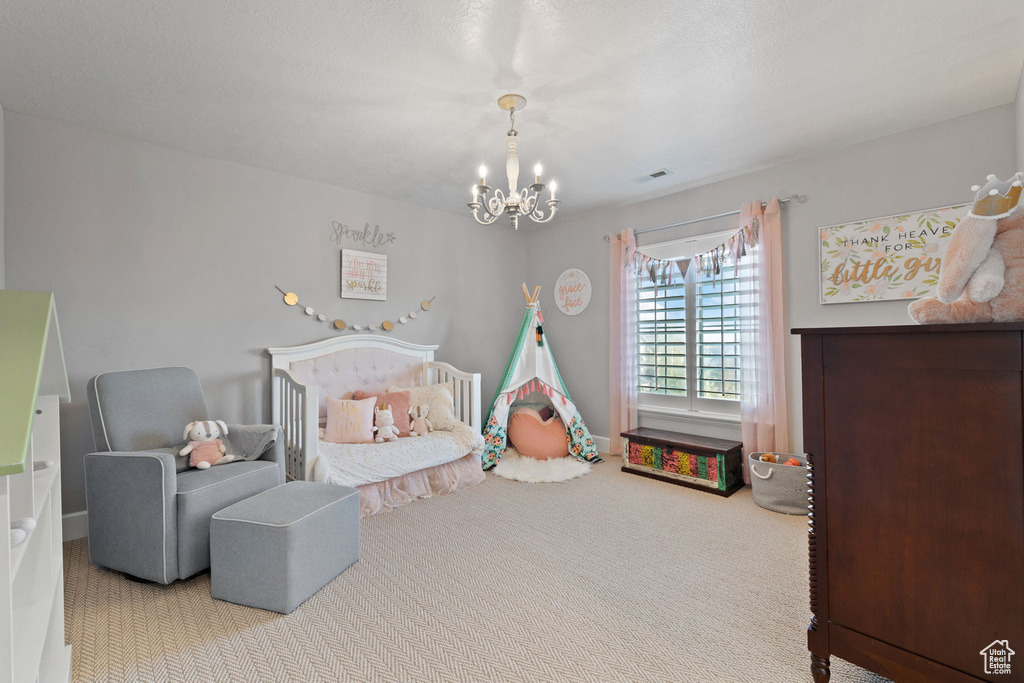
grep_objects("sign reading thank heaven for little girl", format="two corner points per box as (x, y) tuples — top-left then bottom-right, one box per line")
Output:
(819, 204), (969, 304)
(341, 249), (387, 301)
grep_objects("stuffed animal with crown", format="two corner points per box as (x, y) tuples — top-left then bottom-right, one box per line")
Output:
(408, 404), (433, 437)
(909, 172), (1024, 324)
(373, 405), (400, 443)
(179, 420), (236, 469)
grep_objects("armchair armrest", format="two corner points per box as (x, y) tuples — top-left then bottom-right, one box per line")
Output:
(224, 424), (285, 483)
(83, 450), (178, 584)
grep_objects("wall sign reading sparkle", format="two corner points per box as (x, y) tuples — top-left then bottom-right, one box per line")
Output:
(330, 221), (397, 248)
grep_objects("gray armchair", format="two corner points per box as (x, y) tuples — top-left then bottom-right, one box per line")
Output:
(85, 367), (284, 584)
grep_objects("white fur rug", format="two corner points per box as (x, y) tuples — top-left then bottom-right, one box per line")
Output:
(492, 447), (592, 483)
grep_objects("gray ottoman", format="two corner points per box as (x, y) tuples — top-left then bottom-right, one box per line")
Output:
(210, 481), (360, 613)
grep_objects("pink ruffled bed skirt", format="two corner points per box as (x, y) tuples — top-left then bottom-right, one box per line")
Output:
(356, 453), (485, 517)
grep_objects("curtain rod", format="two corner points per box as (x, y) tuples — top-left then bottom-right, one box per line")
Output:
(603, 194), (807, 242)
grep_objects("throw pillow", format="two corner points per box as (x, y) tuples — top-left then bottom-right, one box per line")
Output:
(508, 408), (568, 460)
(388, 381), (457, 431)
(352, 390), (412, 436)
(323, 396), (377, 444)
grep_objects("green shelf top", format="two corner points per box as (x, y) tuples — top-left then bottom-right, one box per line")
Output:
(0, 291), (70, 476)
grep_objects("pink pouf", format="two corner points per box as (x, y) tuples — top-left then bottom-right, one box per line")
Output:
(507, 408), (568, 460)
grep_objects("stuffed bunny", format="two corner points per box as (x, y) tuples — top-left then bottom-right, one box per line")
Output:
(179, 420), (236, 469)
(910, 172), (1024, 324)
(409, 404), (433, 437)
(373, 405), (400, 443)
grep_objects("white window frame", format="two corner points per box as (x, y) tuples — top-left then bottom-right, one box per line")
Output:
(637, 229), (741, 418)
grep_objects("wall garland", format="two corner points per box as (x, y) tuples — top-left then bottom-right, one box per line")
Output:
(626, 216), (760, 286)
(274, 286), (434, 332)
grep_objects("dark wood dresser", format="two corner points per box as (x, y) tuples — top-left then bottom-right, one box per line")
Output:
(794, 323), (1024, 682)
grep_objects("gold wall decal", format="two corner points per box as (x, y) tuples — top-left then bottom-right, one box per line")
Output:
(275, 286), (434, 333)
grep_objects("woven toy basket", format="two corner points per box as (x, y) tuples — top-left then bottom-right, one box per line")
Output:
(748, 453), (808, 515)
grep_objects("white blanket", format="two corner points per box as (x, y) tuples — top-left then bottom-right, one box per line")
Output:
(313, 423), (485, 488)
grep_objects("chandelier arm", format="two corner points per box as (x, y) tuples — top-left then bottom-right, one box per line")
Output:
(521, 191), (538, 215)
(471, 206), (500, 225)
(528, 200), (560, 223)
(488, 189), (507, 216)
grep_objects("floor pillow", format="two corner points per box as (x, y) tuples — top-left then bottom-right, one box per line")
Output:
(507, 408), (568, 460)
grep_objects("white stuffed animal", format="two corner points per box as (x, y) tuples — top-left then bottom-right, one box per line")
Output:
(373, 405), (400, 443)
(179, 420), (236, 469)
(409, 404), (433, 437)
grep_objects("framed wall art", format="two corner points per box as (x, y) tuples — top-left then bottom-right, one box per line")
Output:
(819, 204), (969, 304)
(340, 249), (387, 301)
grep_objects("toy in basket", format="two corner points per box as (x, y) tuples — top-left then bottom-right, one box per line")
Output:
(749, 452), (808, 515)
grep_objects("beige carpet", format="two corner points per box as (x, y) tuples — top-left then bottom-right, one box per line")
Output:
(64, 456), (889, 682)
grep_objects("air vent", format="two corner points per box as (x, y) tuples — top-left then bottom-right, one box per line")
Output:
(631, 168), (674, 184)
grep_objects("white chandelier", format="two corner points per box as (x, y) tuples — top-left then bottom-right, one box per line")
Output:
(468, 94), (559, 230)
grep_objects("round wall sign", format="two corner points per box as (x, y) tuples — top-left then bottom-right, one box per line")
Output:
(554, 268), (592, 315)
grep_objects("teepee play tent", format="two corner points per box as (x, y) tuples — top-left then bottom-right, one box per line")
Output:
(481, 284), (602, 469)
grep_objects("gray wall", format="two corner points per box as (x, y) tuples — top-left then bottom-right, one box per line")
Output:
(4, 103), (1018, 514)
(527, 104), (1018, 449)
(4, 113), (527, 514)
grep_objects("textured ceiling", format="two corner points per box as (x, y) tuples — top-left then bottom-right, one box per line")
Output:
(1, 1), (1023, 223)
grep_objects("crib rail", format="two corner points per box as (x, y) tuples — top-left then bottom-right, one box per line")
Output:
(426, 361), (482, 432)
(271, 367), (320, 481)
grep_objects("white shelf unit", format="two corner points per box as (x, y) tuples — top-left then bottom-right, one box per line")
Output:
(0, 394), (71, 683)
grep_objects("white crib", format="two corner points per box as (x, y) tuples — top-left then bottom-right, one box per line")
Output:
(268, 335), (481, 482)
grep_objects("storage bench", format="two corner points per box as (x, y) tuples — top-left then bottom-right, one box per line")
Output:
(620, 428), (744, 496)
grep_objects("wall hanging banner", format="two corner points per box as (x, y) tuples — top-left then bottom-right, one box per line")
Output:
(274, 286), (433, 332)
(819, 204), (969, 304)
(625, 218), (758, 286)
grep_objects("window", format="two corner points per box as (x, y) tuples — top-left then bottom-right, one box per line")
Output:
(636, 230), (744, 415)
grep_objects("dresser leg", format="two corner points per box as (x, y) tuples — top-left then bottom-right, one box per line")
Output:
(810, 653), (830, 682)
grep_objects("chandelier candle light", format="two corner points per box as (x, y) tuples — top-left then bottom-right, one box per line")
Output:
(468, 94), (559, 230)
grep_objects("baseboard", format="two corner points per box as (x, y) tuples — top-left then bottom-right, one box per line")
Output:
(62, 511), (88, 541)
(593, 435), (612, 454)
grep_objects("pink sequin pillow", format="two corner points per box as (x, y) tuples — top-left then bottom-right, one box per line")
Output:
(352, 390), (412, 436)
(507, 408), (568, 460)
(323, 396), (376, 444)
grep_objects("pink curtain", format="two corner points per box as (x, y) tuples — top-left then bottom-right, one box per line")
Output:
(609, 229), (639, 455)
(738, 199), (789, 482)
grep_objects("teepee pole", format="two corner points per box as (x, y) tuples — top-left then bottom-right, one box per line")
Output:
(521, 283), (531, 303)
(531, 285), (541, 303)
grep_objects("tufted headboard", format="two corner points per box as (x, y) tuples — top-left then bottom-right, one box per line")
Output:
(286, 346), (425, 419)
(269, 336), (437, 418)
